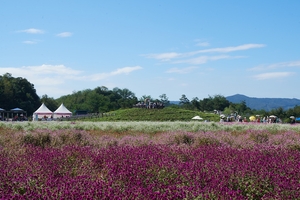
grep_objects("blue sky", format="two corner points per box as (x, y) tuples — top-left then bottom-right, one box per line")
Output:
(1, 1), (300, 101)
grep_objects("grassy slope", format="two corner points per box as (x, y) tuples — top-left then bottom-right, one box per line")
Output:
(85, 107), (219, 122)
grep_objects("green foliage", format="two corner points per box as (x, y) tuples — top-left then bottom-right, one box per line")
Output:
(89, 107), (218, 122)
(249, 132), (269, 144)
(40, 94), (59, 112)
(196, 137), (220, 146)
(2, 73), (300, 121)
(22, 133), (51, 148)
(159, 94), (170, 107)
(56, 86), (138, 113)
(288, 144), (300, 151)
(174, 134), (195, 145)
(198, 95), (230, 112)
(228, 100), (251, 115)
(179, 94), (190, 105)
(230, 175), (274, 199)
(0, 73), (40, 115)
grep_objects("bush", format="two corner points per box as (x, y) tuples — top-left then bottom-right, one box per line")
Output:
(196, 137), (220, 146)
(22, 133), (51, 148)
(174, 133), (195, 145)
(250, 132), (269, 144)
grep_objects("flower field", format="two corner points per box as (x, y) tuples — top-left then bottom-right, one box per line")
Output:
(1, 121), (300, 199)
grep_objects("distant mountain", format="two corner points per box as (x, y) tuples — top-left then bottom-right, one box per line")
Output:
(226, 94), (300, 111)
(169, 101), (180, 105)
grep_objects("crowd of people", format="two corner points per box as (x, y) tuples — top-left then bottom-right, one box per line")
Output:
(220, 114), (283, 123)
(0, 114), (28, 121)
(133, 100), (165, 109)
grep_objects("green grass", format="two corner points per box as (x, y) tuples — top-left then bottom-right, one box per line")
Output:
(84, 107), (219, 122)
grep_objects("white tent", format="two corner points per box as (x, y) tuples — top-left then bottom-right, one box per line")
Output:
(192, 116), (203, 120)
(33, 103), (53, 120)
(53, 103), (72, 118)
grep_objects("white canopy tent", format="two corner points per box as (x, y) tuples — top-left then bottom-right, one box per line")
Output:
(53, 103), (72, 118)
(33, 103), (53, 121)
(192, 116), (203, 120)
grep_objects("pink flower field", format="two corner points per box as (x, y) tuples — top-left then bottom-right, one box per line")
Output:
(0, 122), (300, 199)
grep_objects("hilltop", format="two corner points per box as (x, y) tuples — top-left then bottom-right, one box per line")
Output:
(82, 107), (219, 122)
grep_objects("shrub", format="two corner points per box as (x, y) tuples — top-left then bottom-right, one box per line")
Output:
(196, 137), (220, 147)
(22, 133), (51, 148)
(172, 133), (195, 145)
(250, 132), (269, 144)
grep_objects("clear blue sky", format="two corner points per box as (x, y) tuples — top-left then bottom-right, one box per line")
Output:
(1, 1), (300, 101)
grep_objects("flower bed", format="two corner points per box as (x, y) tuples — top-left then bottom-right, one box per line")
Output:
(0, 122), (300, 199)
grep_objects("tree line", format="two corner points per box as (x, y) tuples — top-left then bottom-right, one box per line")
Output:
(1, 73), (300, 122)
(177, 94), (300, 123)
(0, 73), (40, 115)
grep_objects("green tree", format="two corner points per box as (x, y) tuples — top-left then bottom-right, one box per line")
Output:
(113, 87), (138, 108)
(191, 97), (200, 110)
(198, 95), (230, 112)
(0, 73), (40, 115)
(40, 95), (58, 112)
(211, 95), (230, 111)
(57, 89), (92, 112)
(286, 105), (300, 118)
(235, 101), (248, 114)
(85, 91), (102, 113)
(199, 97), (214, 111)
(270, 107), (285, 119)
(113, 88), (135, 99)
(179, 94), (190, 105)
(159, 94), (170, 106)
(179, 94), (194, 110)
(95, 86), (109, 95)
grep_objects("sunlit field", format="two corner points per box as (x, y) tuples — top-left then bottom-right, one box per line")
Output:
(1, 121), (300, 199)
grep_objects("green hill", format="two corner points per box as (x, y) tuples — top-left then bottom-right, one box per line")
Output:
(81, 107), (218, 122)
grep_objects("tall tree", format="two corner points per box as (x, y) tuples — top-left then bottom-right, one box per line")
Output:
(113, 87), (136, 99)
(112, 87), (137, 108)
(0, 73), (40, 115)
(179, 94), (190, 105)
(232, 100), (249, 114)
(191, 97), (200, 110)
(159, 94), (170, 106)
(199, 97), (214, 111)
(179, 94), (194, 110)
(40, 94), (59, 112)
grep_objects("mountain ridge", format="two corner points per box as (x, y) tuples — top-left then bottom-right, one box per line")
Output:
(226, 94), (300, 111)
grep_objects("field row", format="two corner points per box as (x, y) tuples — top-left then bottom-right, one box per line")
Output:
(1, 144), (300, 199)
(1, 121), (300, 133)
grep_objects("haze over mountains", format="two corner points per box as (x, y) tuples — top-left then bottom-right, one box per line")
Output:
(226, 94), (300, 111)
(170, 94), (300, 111)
